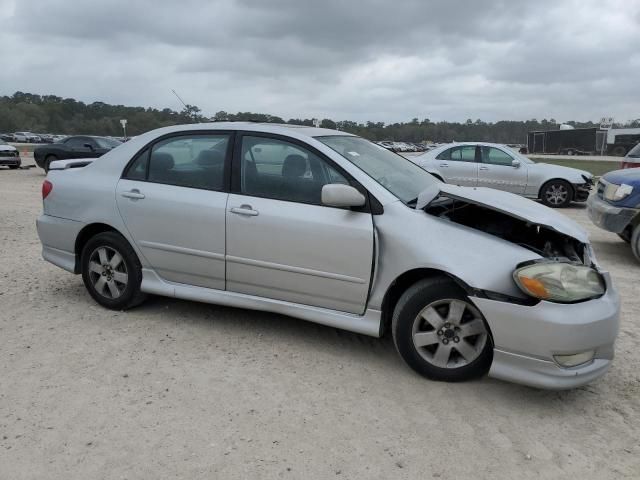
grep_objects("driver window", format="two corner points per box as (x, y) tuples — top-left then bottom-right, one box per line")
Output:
(481, 147), (514, 166)
(240, 136), (349, 204)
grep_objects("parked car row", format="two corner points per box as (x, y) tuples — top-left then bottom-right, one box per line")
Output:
(34, 135), (123, 172)
(0, 132), (67, 143)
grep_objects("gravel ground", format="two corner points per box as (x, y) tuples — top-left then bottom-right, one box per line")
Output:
(1, 164), (639, 479)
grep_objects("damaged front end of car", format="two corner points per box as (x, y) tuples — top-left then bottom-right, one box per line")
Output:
(417, 183), (605, 304)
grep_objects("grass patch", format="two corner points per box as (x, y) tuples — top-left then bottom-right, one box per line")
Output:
(532, 159), (621, 177)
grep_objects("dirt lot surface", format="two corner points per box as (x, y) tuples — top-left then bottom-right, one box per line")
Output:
(1, 164), (639, 479)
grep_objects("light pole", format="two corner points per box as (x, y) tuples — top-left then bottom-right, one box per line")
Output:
(120, 119), (128, 141)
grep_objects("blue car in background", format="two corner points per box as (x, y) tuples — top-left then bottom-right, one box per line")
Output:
(587, 168), (640, 260)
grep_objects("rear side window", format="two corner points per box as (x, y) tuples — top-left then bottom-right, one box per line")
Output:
(124, 134), (230, 190)
(437, 146), (476, 162)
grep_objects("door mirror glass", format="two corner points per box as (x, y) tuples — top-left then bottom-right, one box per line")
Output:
(511, 159), (521, 168)
(321, 184), (366, 208)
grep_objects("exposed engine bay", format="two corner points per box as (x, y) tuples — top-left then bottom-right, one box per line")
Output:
(424, 198), (587, 264)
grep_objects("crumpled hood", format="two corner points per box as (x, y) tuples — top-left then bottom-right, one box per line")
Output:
(417, 183), (589, 243)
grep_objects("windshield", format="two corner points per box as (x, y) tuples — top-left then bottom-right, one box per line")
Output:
(95, 137), (122, 149)
(316, 135), (437, 204)
(627, 143), (640, 158)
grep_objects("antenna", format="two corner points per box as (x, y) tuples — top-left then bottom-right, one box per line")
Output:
(171, 89), (188, 109)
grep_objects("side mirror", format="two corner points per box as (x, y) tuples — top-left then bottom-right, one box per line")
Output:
(84, 143), (94, 150)
(321, 184), (366, 208)
(511, 159), (521, 168)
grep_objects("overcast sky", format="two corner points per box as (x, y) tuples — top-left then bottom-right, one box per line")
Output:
(1, 0), (639, 123)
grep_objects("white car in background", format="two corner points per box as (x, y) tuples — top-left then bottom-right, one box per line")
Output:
(411, 142), (594, 208)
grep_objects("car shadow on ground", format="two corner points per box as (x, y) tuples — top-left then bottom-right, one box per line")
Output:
(52, 280), (615, 408)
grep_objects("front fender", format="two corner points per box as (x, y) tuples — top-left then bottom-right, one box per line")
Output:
(368, 202), (541, 310)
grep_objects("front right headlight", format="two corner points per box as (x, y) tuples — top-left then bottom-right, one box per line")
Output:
(513, 261), (605, 303)
(604, 183), (633, 201)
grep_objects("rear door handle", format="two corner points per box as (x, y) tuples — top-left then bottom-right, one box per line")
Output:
(230, 204), (259, 216)
(121, 189), (145, 200)
(479, 166), (489, 171)
(439, 163), (449, 167)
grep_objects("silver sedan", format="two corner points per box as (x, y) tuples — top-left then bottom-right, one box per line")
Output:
(36, 124), (619, 389)
(411, 142), (594, 207)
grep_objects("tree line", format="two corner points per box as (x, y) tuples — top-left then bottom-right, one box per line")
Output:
(1, 91), (639, 144)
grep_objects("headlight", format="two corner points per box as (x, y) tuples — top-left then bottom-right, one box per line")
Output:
(604, 183), (633, 201)
(513, 262), (605, 302)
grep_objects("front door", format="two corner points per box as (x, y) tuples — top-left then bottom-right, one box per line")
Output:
(477, 146), (528, 194)
(434, 145), (479, 186)
(226, 133), (374, 314)
(116, 132), (231, 289)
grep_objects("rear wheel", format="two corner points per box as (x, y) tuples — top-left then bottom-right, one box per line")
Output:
(540, 179), (573, 208)
(44, 155), (58, 172)
(81, 231), (146, 310)
(9, 165), (19, 170)
(392, 278), (493, 382)
(611, 146), (627, 157)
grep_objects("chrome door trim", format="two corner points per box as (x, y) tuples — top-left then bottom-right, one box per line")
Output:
(138, 240), (226, 261)
(226, 255), (368, 284)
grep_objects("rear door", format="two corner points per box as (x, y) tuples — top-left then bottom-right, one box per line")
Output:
(116, 132), (231, 289)
(434, 145), (479, 186)
(225, 133), (374, 314)
(477, 146), (527, 194)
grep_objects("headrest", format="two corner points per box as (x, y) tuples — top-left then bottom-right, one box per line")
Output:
(282, 154), (307, 178)
(151, 152), (174, 171)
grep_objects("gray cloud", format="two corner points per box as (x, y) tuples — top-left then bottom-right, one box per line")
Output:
(1, 0), (639, 122)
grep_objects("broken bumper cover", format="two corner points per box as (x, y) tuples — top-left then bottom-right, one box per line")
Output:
(470, 272), (620, 389)
(587, 194), (638, 234)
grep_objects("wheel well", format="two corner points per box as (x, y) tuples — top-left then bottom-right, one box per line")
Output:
(539, 178), (574, 200)
(73, 223), (120, 273)
(379, 268), (472, 337)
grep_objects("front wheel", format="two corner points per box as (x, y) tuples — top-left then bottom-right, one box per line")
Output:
(392, 278), (493, 382)
(81, 231), (146, 310)
(540, 179), (573, 208)
(44, 155), (58, 173)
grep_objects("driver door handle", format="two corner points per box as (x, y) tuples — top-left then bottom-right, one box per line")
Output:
(230, 204), (259, 216)
(479, 166), (489, 171)
(121, 189), (145, 200)
(439, 162), (449, 167)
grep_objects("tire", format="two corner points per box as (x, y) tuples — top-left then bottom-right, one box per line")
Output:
(44, 155), (58, 172)
(80, 231), (147, 310)
(392, 277), (493, 382)
(540, 179), (573, 208)
(631, 226), (640, 262)
(618, 228), (631, 244)
(9, 165), (19, 170)
(566, 149), (574, 156)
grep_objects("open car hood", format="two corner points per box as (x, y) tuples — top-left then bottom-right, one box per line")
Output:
(417, 183), (589, 243)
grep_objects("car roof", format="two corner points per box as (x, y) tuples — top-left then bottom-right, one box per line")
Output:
(138, 122), (355, 139)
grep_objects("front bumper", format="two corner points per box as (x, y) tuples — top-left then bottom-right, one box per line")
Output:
(573, 182), (592, 202)
(471, 272), (620, 389)
(586, 193), (638, 234)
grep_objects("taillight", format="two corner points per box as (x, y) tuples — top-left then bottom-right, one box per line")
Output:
(42, 180), (53, 199)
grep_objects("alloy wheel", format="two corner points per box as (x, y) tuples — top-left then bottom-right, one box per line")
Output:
(545, 183), (569, 205)
(411, 299), (488, 368)
(88, 246), (128, 299)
